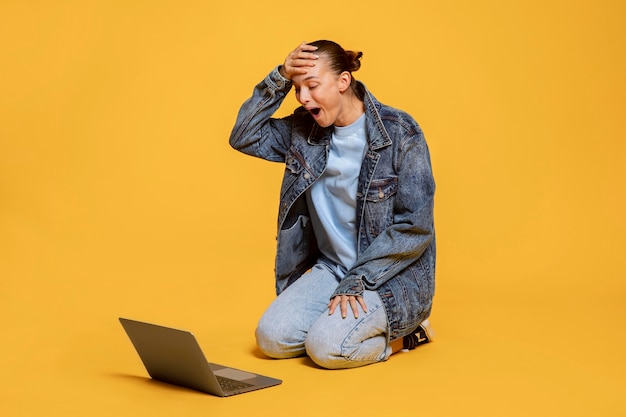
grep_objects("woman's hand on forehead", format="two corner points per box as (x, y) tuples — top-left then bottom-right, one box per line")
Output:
(279, 42), (319, 80)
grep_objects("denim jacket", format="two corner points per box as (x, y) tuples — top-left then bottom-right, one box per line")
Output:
(229, 67), (436, 341)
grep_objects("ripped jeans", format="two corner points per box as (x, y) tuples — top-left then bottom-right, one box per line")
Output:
(255, 263), (392, 369)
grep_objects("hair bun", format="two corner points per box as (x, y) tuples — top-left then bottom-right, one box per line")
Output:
(346, 50), (363, 72)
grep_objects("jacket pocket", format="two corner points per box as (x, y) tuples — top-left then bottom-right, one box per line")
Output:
(276, 215), (313, 283)
(366, 176), (398, 202)
(362, 176), (398, 237)
(280, 146), (306, 199)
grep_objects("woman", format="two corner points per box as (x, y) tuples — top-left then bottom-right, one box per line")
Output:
(229, 40), (436, 369)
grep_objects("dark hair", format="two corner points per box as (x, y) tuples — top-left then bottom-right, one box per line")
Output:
(308, 40), (363, 91)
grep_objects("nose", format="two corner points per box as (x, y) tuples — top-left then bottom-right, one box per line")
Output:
(298, 88), (311, 104)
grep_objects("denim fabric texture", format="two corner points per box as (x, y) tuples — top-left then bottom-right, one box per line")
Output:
(255, 263), (390, 369)
(230, 67), (436, 342)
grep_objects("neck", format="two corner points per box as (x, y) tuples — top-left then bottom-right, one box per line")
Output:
(334, 90), (365, 127)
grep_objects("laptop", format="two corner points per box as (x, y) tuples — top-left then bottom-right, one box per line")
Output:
(119, 317), (282, 396)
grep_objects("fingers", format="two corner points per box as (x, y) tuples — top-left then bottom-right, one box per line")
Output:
(281, 42), (319, 80)
(328, 297), (340, 316)
(292, 41), (319, 60)
(357, 296), (368, 314)
(348, 297), (358, 318)
(328, 295), (368, 319)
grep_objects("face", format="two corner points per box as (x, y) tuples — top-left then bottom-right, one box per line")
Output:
(292, 57), (351, 127)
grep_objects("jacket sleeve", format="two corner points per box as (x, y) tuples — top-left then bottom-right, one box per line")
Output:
(229, 66), (294, 162)
(331, 126), (435, 297)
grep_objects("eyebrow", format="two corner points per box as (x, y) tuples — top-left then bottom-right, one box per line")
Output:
(293, 75), (320, 87)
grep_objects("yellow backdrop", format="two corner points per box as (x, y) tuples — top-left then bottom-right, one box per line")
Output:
(1, 1), (624, 416)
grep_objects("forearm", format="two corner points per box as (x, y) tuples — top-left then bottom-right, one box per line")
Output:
(349, 203), (434, 291)
(229, 67), (293, 161)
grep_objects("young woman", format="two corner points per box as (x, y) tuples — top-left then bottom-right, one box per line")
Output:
(229, 40), (436, 369)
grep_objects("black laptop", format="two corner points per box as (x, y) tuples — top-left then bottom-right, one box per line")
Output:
(119, 318), (282, 396)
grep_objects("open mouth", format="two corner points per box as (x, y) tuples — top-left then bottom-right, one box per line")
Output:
(309, 108), (321, 117)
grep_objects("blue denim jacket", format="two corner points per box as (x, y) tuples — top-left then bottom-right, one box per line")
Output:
(230, 67), (436, 341)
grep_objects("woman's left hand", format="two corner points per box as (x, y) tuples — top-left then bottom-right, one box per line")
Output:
(328, 295), (368, 319)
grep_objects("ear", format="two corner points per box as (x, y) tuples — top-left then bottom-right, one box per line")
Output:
(337, 71), (352, 93)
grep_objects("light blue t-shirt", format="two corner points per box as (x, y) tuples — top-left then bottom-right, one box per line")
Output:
(305, 113), (368, 277)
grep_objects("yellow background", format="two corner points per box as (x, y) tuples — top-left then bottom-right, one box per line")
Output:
(1, 1), (624, 416)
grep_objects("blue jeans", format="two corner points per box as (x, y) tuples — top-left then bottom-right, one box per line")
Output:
(255, 264), (392, 369)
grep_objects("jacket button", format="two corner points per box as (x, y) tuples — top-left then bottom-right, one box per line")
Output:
(304, 173), (311, 180)
(378, 191), (385, 198)
(287, 157), (294, 164)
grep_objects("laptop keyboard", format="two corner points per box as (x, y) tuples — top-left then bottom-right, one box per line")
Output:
(216, 375), (254, 392)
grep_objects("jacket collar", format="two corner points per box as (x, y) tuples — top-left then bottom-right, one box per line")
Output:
(357, 81), (393, 150)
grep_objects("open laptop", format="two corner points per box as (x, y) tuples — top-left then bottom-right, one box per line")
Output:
(119, 317), (282, 397)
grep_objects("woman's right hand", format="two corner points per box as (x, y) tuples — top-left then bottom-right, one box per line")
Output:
(279, 42), (319, 80)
